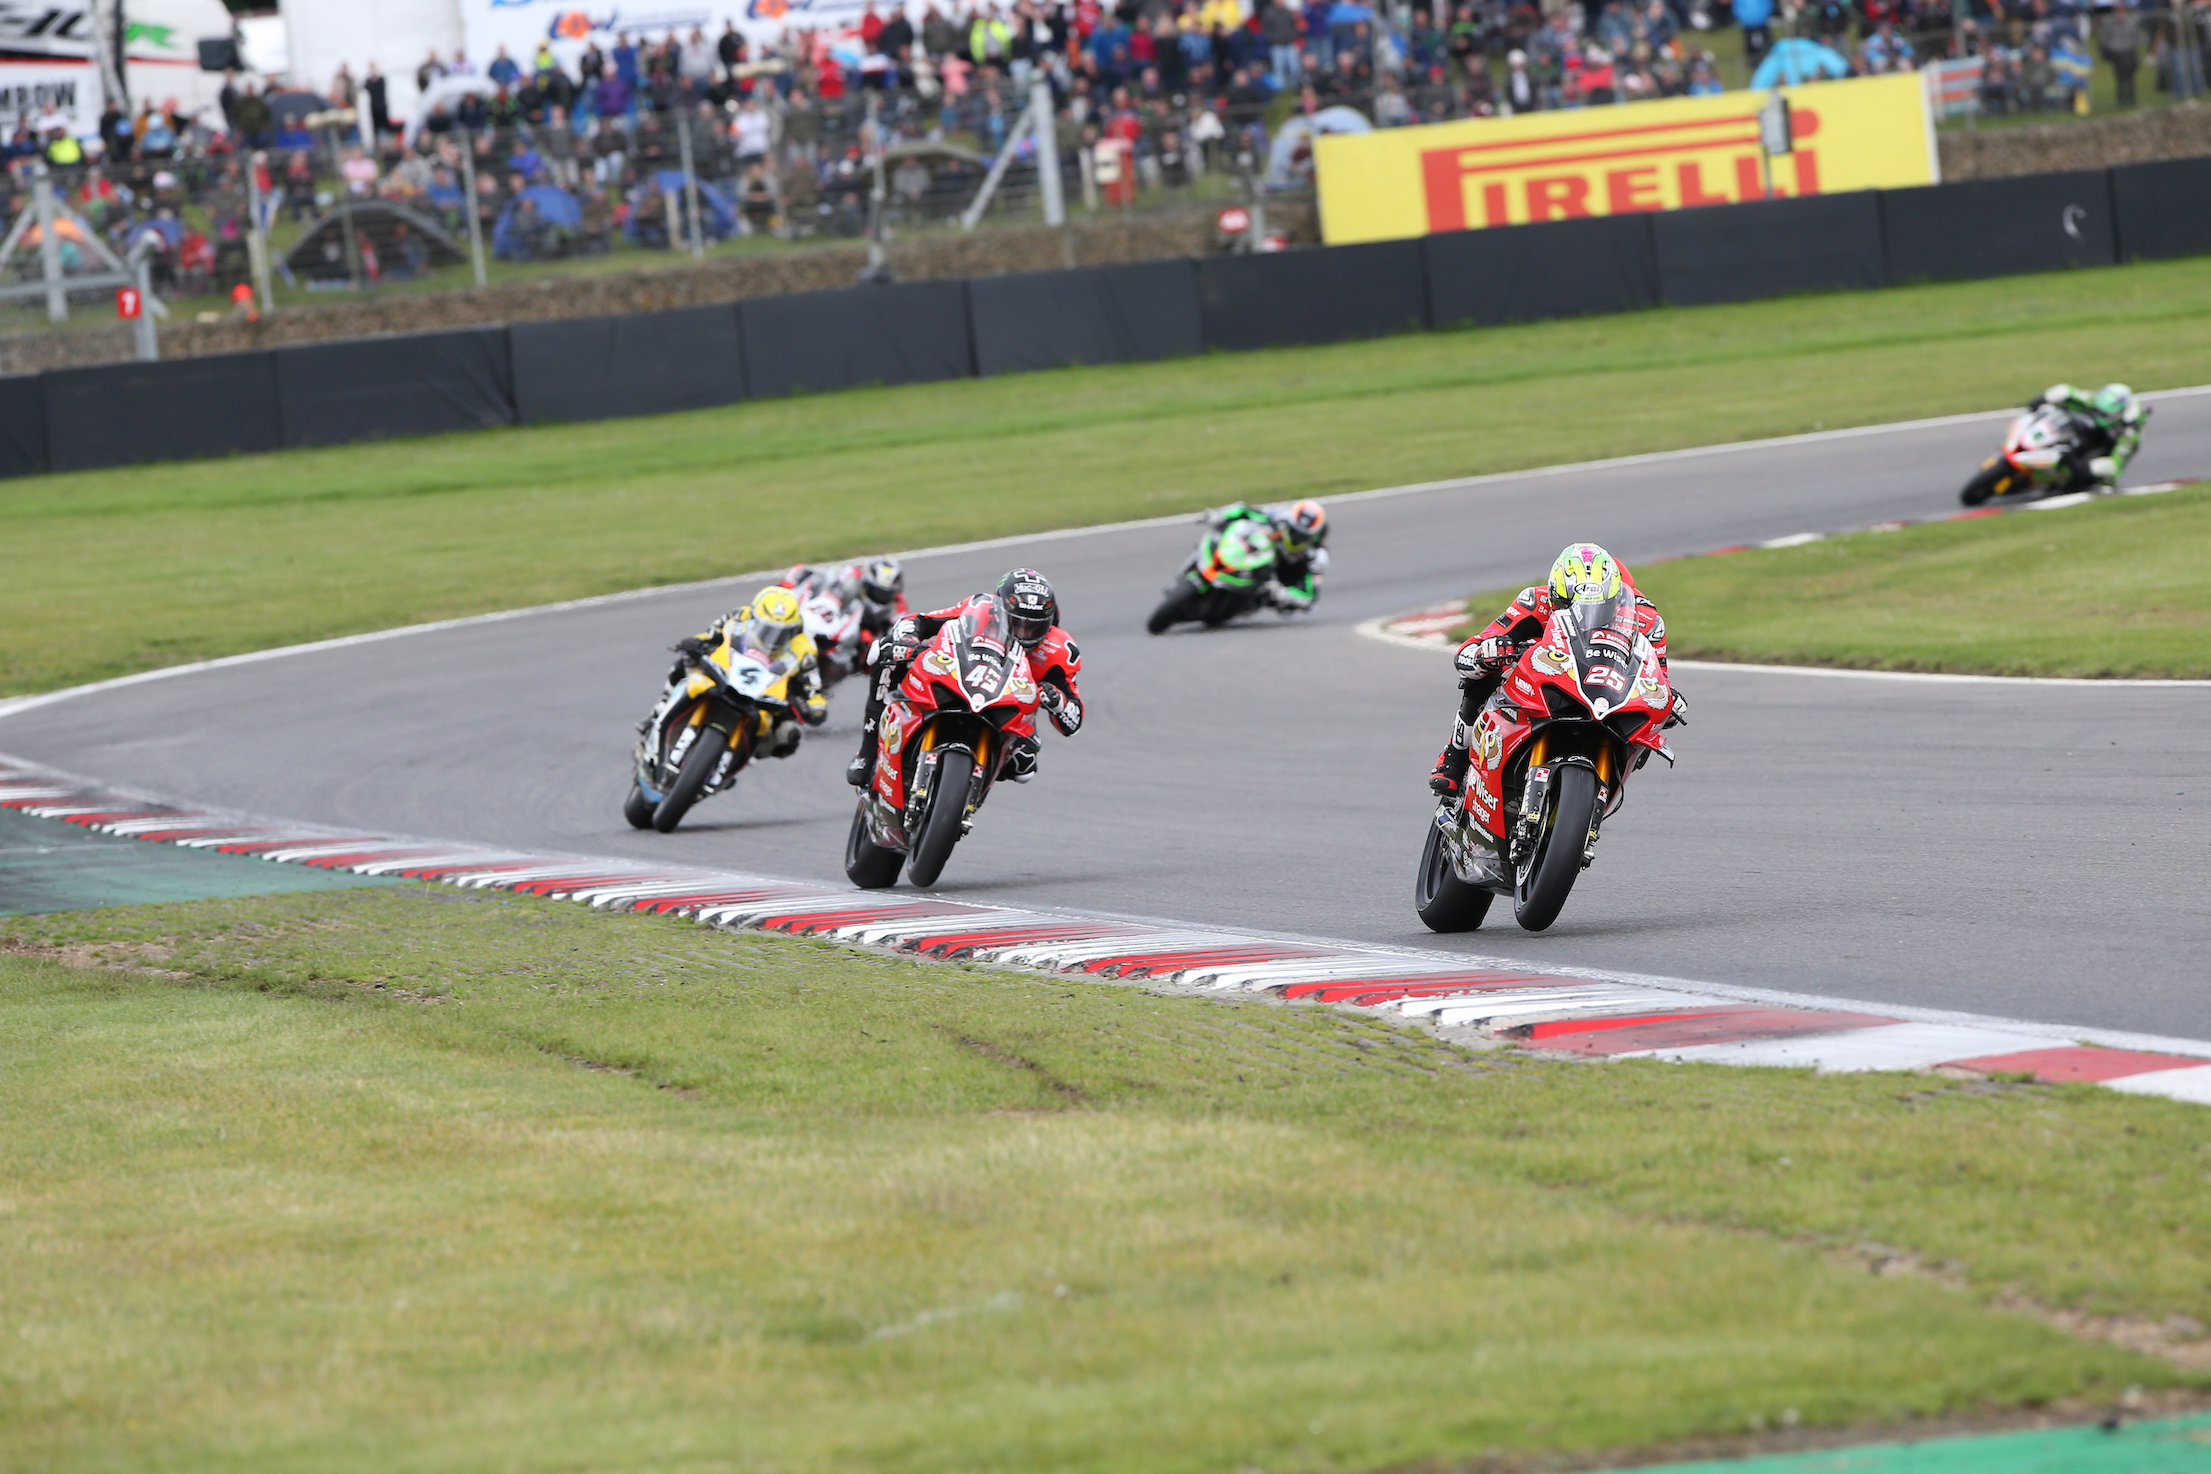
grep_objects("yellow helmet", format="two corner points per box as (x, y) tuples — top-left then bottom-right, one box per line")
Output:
(1549, 543), (1623, 605)
(740, 585), (804, 656)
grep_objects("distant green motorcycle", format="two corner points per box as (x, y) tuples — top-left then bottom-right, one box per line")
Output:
(1146, 515), (1284, 634)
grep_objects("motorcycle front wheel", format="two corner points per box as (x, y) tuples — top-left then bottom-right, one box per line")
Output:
(844, 802), (905, 890)
(1959, 463), (2013, 507)
(1513, 764), (1598, 933)
(1146, 586), (1203, 635)
(653, 719), (736, 832)
(623, 782), (657, 830)
(905, 748), (974, 888)
(1414, 819), (1493, 933)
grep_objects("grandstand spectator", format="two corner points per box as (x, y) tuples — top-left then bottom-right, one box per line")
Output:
(2097, 0), (2141, 105)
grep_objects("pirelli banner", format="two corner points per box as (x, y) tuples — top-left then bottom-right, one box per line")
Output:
(1315, 73), (1938, 245)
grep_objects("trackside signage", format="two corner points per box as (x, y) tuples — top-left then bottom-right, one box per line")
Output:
(1315, 72), (1936, 244)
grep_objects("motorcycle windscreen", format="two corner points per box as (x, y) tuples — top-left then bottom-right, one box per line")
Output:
(1563, 591), (1639, 713)
(949, 598), (1020, 705)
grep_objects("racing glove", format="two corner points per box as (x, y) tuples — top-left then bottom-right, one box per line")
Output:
(673, 635), (711, 660)
(2088, 455), (2117, 484)
(1038, 681), (1082, 736)
(1455, 636), (1510, 678)
(1664, 690), (1690, 729)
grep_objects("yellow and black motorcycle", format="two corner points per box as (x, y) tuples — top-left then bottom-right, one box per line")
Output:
(625, 590), (826, 833)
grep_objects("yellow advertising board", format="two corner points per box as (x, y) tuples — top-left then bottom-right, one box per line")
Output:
(1315, 72), (1936, 245)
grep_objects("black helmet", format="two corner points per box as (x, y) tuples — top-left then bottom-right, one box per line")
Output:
(995, 568), (1056, 646)
(860, 556), (903, 608)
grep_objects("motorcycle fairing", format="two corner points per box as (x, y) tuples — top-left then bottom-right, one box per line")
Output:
(634, 637), (793, 800)
(863, 598), (1038, 850)
(1438, 593), (1670, 892)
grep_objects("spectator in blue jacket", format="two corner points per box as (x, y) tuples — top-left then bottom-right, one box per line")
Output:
(1750, 34), (1850, 86)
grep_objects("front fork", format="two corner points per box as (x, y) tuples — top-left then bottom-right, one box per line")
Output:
(1511, 760), (1610, 874)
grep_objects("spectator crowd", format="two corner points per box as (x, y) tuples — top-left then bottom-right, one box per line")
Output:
(4, 0), (2206, 300)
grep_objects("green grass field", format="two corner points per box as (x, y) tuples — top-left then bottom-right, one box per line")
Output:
(6, 257), (2211, 697)
(3, 882), (2206, 1471)
(1452, 484), (2211, 678)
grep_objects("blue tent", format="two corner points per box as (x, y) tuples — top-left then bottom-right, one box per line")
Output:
(641, 169), (737, 241)
(493, 184), (584, 260)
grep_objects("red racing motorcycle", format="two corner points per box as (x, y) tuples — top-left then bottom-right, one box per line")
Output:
(845, 596), (1043, 890)
(1414, 589), (1678, 933)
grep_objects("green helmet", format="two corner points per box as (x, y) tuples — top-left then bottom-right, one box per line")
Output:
(2092, 383), (2134, 418)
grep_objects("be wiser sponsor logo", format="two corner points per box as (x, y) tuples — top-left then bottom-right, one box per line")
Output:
(1315, 72), (1935, 243)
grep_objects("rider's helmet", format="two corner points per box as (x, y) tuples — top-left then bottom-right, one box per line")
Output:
(741, 586), (805, 657)
(1548, 543), (1624, 606)
(2093, 383), (2137, 421)
(995, 568), (1057, 647)
(777, 562), (816, 593)
(828, 563), (865, 604)
(860, 556), (904, 609)
(1279, 498), (1327, 554)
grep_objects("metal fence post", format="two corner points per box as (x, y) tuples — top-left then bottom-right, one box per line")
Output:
(677, 108), (706, 259)
(131, 249), (156, 361)
(245, 154), (271, 313)
(460, 127), (488, 287)
(1031, 75), (1064, 228)
(33, 165), (64, 324)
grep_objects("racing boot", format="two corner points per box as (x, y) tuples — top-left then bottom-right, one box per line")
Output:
(1429, 741), (1469, 799)
(847, 715), (879, 788)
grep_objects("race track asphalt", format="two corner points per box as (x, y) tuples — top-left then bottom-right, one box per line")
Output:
(6, 395), (2210, 1038)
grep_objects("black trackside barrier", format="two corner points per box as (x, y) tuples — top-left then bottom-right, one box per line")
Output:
(509, 305), (745, 425)
(0, 373), (48, 478)
(1880, 169), (2117, 284)
(2110, 157), (2211, 263)
(1425, 214), (1659, 327)
(1197, 239), (1428, 352)
(1654, 191), (1887, 306)
(968, 260), (1204, 375)
(274, 326), (516, 449)
(739, 279), (973, 399)
(43, 351), (283, 473)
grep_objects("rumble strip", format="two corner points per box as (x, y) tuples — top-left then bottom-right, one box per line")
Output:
(7, 754), (2211, 1105)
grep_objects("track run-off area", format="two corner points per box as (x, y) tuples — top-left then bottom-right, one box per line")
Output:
(5, 391), (2210, 1088)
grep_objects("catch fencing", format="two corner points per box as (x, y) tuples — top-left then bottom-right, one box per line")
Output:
(2, 154), (2206, 480)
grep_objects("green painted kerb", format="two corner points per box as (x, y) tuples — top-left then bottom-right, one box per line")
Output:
(0, 808), (391, 915)
(1644, 1415), (2211, 1473)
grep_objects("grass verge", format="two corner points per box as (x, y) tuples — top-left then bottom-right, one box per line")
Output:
(5, 258), (2211, 696)
(1450, 483), (2211, 678)
(2, 884), (2206, 1471)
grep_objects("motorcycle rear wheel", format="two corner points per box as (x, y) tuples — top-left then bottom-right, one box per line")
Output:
(1513, 764), (1598, 933)
(844, 802), (905, 890)
(905, 749), (974, 888)
(653, 720), (735, 832)
(1146, 587), (1202, 635)
(1414, 819), (1493, 933)
(1960, 464), (2013, 507)
(623, 782), (657, 830)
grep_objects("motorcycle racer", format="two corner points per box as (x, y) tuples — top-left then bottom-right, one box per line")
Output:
(1205, 499), (1331, 611)
(846, 567), (1084, 788)
(665, 585), (830, 759)
(2029, 382), (2147, 490)
(1427, 543), (1685, 799)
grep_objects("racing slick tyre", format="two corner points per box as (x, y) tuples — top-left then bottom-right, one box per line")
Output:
(623, 782), (658, 830)
(844, 803), (905, 890)
(1959, 464), (2012, 507)
(904, 749), (973, 888)
(1414, 820), (1493, 932)
(652, 719), (734, 833)
(1512, 763), (1598, 933)
(1146, 587), (1202, 635)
